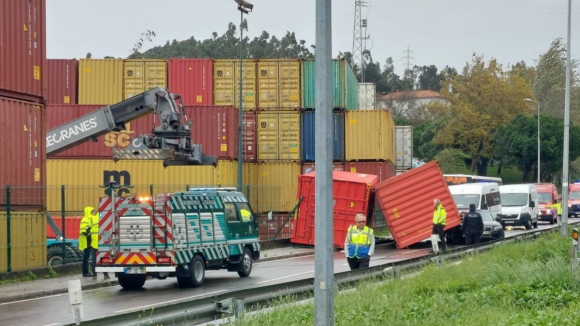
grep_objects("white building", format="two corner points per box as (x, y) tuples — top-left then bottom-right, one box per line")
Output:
(377, 90), (448, 121)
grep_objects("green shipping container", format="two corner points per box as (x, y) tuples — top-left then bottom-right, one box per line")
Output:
(301, 59), (359, 110)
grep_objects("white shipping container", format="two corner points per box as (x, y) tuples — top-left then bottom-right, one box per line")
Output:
(358, 83), (376, 110)
(396, 126), (413, 169)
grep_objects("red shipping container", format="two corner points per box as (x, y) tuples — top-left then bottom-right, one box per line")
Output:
(47, 216), (82, 239)
(0, 0), (46, 102)
(168, 59), (213, 106)
(0, 97), (45, 210)
(301, 162), (345, 174)
(258, 212), (293, 240)
(46, 59), (78, 104)
(345, 161), (396, 182)
(373, 161), (460, 249)
(47, 104), (239, 159)
(291, 171), (379, 248)
(242, 112), (257, 162)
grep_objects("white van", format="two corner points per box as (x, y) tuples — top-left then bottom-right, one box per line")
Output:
(498, 184), (539, 229)
(448, 183), (502, 218)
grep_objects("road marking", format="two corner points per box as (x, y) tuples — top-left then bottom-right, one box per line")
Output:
(0, 293), (67, 306)
(256, 271), (313, 284)
(114, 290), (227, 313)
(256, 254), (314, 264)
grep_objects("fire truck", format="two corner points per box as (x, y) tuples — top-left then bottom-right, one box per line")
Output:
(96, 187), (260, 289)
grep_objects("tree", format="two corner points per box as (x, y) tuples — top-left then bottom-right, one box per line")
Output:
(415, 65), (442, 91)
(496, 114), (580, 182)
(435, 148), (468, 173)
(86, 52), (92, 59)
(413, 119), (446, 162)
(376, 57), (402, 94)
(430, 54), (534, 174)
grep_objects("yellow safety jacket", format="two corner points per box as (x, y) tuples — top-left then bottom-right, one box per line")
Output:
(347, 226), (373, 258)
(433, 204), (447, 225)
(550, 203), (563, 215)
(241, 208), (252, 222)
(78, 206), (92, 251)
(89, 209), (99, 250)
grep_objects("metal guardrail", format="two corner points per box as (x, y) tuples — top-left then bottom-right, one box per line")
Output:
(66, 223), (577, 326)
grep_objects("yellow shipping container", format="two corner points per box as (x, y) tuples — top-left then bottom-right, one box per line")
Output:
(345, 110), (396, 162)
(241, 163), (259, 211)
(123, 59), (167, 99)
(387, 110), (396, 164)
(256, 162), (300, 212)
(213, 60), (257, 110)
(78, 59), (123, 104)
(278, 60), (301, 108)
(257, 60), (279, 108)
(0, 211), (46, 272)
(46, 160), (238, 214)
(257, 111), (301, 161)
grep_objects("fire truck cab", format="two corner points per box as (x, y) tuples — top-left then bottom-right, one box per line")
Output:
(96, 187), (260, 290)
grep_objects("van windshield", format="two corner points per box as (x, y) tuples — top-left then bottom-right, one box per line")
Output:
(538, 192), (552, 203)
(452, 194), (480, 209)
(500, 193), (528, 207)
(570, 191), (580, 200)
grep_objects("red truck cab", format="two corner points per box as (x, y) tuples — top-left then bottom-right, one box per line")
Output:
(535, 183), (558, 224)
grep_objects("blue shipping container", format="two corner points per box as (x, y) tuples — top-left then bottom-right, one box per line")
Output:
(301, 111), (345, 161)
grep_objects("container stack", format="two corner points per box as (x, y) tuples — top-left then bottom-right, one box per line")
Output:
(395, 126), (413, 175)
(0, 0), (48, 272)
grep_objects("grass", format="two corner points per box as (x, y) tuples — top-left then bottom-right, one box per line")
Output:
(226, 232), (580, 326)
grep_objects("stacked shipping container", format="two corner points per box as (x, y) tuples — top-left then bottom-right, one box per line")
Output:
(46, 59), (78, 104)
(1, 1), (48, 272)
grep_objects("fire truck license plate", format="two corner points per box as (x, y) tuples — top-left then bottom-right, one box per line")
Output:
(124, 267), (146, 274)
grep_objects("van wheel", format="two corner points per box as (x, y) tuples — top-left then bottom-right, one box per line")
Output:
(532, 220), (538, 228)
(525, 219), (532, 230)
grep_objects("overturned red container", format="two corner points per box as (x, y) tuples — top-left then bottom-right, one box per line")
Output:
(291, 170), (379, 248)
(373, 161), (460, 249)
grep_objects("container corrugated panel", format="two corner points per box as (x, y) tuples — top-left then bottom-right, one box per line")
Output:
(213, 60), (235, 106)
(123, 59), (167, 100)
(243, 112), (257, 162)
(345, 161), (396, 183)
(46, 159), (237, 214)
(0, 97), (45, 210)
(78, 59), (123, 104)
(46, 59), (78, 104)
(235, 60), (257, 110)
(358, 83), (376, 110)
(302, 59), (345, 109)
(0, 0), (46, 102)
(189, 106), (238, 159)
(47, 105), (239, 159)
(0, 211), (46, 272)
(396, 126), (413, 169)
(345, 110), (391, 161)
(301, 110), (345, 161)
(257, 60), (279, 109)
(213, 60), (257, 110)
(301, 162), (345, 174)
(256, 162), (301, 213)
(373, 161), (461, 249)
(258, 212), (293, 240)
(46, 216), (82, 239)
(167, 59), (213, 106)
(291, 171), (379, 248)
(242, 163), (259, 210)
(257, 111), (300, 161)
(279, 60), (301, 108)
(345, 63), (359, 110)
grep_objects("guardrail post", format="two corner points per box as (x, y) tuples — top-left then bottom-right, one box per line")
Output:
(6, 185), (11, 272)
(61, 185), (66, 265)
(233, 297), (245, 318)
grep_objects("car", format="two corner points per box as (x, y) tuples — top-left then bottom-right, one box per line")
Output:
(446, 209), (505, 244)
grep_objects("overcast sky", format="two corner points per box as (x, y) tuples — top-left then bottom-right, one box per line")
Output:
(47, 0), (579, 77)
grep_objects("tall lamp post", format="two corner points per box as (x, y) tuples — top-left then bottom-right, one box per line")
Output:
(235, 0), (253, 192)
(524, 98), (540, 183)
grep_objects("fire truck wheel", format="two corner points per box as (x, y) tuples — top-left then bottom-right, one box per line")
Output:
(237, 247), (253, 277)
(190, 255), (206, 287)
(118, 274), (146, 290)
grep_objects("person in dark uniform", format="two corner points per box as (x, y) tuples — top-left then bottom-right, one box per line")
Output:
(463, 203), (484, 245)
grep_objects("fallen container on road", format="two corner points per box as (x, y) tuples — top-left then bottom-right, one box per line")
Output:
(373, 161), (460, 249)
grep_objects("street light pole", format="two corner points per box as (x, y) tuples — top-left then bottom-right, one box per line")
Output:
(524, 98), (540, 183)
(562, 0), (572, 237)
(235, 0), (253, 192)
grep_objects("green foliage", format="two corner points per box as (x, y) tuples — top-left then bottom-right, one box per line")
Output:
(435, 148), (469, 173)
(226, 233), (580, 326)
(44, 268), (57, 279)
(496, 113), (580, 182)
(413, 120), (445, 161)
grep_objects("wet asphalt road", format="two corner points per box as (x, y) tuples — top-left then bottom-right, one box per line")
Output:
(1, 221), (575, 326)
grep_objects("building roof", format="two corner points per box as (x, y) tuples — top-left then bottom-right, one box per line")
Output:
(379, 90), (441, 101)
